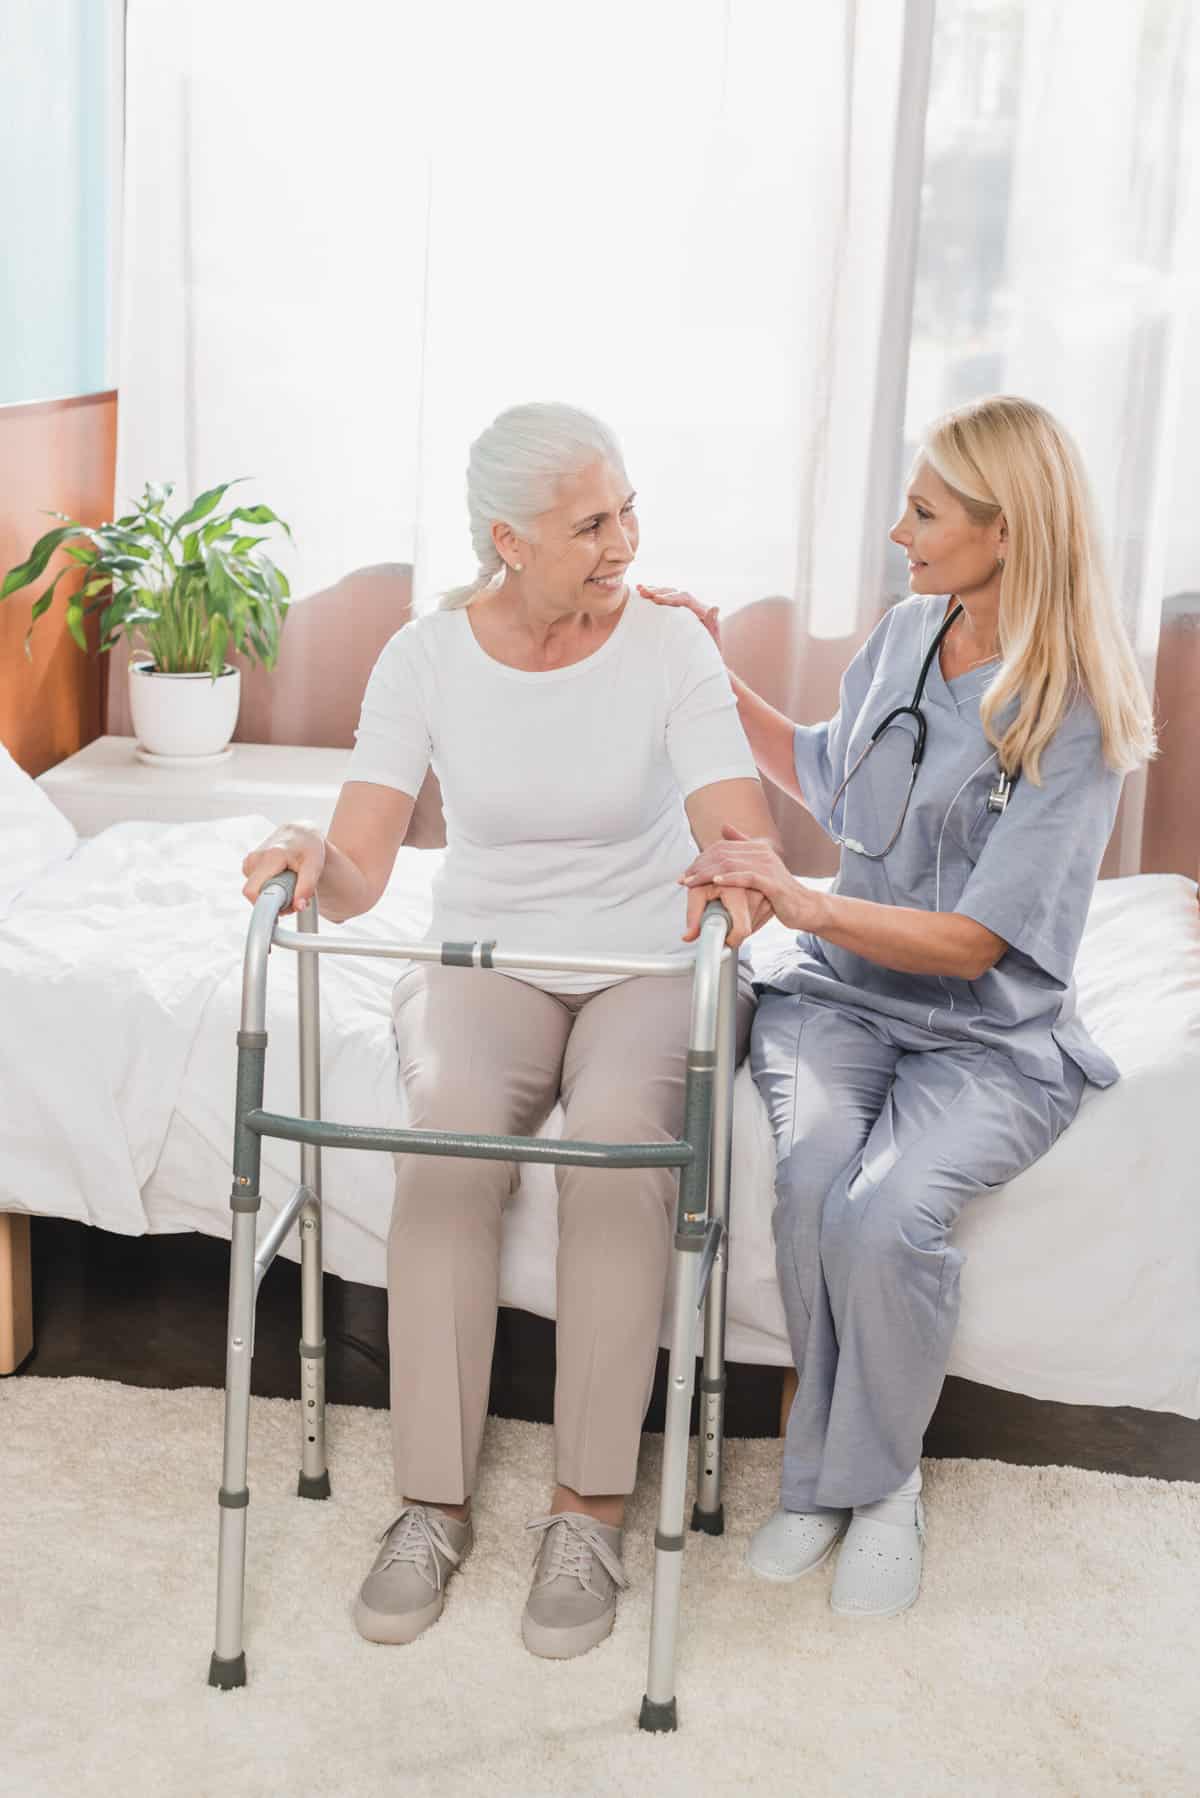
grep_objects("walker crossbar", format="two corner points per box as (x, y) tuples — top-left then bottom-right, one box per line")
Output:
(244, 1109), (694, 1170)
(209, 868), (739, 1733)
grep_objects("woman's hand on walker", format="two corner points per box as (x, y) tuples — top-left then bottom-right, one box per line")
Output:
(681, 826), (817, 934)
(637, 584), (723, 655)
(681, 876), (772, 948)
(242, 824), (326, 915)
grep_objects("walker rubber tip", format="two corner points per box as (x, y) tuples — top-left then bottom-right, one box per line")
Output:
(297, 1469), (331, 1500)
(690, 1501), (725, 1537)
(638, 1695), (678, 1733)
(208, 1651), (247, 1691)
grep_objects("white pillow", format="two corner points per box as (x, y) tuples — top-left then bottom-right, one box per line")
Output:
(0, 740), (78, 919)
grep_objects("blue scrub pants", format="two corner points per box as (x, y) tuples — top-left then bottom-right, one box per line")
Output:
(751, 993), (1085, 1512)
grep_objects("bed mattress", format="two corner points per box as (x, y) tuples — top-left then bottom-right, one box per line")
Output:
(3, 816), (1197, 1414)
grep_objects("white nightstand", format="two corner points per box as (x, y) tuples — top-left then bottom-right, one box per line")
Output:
(36, 735), (350, 836)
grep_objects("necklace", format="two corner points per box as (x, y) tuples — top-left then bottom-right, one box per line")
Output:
(942, 604), (999, 675)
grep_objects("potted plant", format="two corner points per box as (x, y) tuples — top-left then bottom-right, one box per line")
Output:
(1, 479), (292, 759)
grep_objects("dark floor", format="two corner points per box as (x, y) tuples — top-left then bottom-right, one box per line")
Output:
(14, 1216), (1200, 1481)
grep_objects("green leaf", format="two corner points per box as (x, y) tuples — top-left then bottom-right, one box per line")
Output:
(182, 532), (199, 561)
(202, 515), (234, 546)
(62, 542), (98, 566)
(95, 529), (151, 558)
(174, 479), (244, 533)
(206, 613), (230, 678)
(102, 554), (155, 574)
(2, 524), (79, 598)
(144, 481), (175, 513)
(26, 569), (68, 632)
(230, 534), (267, 556)
(201, 543), (242, 618)
(65, 602), (87, 651)
(228, 503), (292, 538)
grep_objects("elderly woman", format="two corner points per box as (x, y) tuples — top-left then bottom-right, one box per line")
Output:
(242, 403), (776, 1659)
(645, 395), (1156, 1621)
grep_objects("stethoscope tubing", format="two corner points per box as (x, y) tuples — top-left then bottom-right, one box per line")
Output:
(827, 602), (1016, 858)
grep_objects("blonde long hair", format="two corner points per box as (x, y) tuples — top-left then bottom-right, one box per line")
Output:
(922, 395), (1156, 782)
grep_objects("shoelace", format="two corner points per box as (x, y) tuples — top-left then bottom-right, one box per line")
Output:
(376, 1504), (465, 1594)
(525, 1513), (629, 1600)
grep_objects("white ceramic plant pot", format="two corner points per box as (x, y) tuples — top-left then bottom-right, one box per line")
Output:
(128, 659), (242, 758)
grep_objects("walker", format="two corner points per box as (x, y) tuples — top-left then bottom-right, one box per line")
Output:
(208, 869), (738, 1732)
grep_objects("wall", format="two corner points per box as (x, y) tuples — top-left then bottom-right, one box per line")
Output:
(0, 393), (117, 775)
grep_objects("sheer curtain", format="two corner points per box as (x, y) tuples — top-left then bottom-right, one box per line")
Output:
(901, 0), (1200, 873)
(115, 0), (931, 632)
(115, 0), (1197, 871)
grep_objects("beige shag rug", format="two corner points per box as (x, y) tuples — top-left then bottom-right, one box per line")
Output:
(0, 1377), (1196, 1797)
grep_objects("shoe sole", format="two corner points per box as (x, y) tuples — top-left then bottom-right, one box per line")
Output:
(829, 1581), (920, 1620)
(521, 1606), (616, 1660)
(354, 1591), (445, 1644)
(746, 1527), (849, 1584)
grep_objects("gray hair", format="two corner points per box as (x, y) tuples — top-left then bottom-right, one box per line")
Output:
(438, 402), (628, 609)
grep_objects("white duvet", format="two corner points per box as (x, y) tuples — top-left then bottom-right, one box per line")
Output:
(2, 817), (1198, 1416)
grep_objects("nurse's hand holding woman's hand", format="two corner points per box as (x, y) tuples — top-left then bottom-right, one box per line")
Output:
(680, 876), (772, 948)
(681, 827), (821, 935)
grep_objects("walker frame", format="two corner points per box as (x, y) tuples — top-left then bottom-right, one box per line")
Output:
(208, 870), (739, 1732)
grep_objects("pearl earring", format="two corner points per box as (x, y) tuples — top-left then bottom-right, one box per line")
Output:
(996, 555), (1006, 573)
(512, 562), (523, 574)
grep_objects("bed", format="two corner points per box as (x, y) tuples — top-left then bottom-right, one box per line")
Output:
(3, 745), (1199, 1418)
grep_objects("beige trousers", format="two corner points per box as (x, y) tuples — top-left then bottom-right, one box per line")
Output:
(387, 963), (754, 1503)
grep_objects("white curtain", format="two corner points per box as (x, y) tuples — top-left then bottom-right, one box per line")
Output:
(116, 0), (931, 634)
(116, 0), (1198, 869)
(900, 0), (1200, 872)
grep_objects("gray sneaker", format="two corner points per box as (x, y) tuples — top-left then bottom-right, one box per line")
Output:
(521, 1511), (629, 1660)
(354, 1504), (472, 1645)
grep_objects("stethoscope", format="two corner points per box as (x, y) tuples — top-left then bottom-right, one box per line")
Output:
(827, 602), (1017, 860)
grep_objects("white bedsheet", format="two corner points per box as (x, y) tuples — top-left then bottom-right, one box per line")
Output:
(2, 817), (1198, 1415)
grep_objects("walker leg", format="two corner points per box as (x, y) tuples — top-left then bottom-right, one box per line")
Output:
(296, 902), (330, 1501)
(209, 1209), (256, 1687)
(297, 1202), (329, 1498)
(692, 949), (736, 1537)
(639, 1241), (702, 1733)
(640, 915), (724, 1732)
(210, 1034), (269, 1689)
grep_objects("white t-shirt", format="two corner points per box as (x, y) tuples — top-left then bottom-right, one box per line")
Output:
(346, 591), (758, 992)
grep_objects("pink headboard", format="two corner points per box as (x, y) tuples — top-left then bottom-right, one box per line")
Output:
(101, 574), (867, 870)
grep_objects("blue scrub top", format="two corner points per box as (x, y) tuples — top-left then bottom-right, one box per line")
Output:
(754, 596), (1123, 1087)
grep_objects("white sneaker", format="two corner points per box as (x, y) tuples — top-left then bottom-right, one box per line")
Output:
(829, 1494), (925, 1618)
(746, 1506), (851, 1582)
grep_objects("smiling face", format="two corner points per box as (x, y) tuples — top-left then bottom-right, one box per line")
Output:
(889, 459), (1005, 598)
(494, 459), (638, 616)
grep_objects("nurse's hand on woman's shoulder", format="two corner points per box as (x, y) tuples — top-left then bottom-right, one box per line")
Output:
(681, 828), (816, 935)
(637, 584), (722, 655)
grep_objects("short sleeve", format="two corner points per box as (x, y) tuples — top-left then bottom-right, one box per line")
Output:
(954, 703), (1122, 987)
(662, 609), (758, 798)
(344, 624), (432, 796)
(793, 614), (888, 830)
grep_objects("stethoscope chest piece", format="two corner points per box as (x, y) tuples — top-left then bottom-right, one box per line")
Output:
(986, 770), (1014, 814)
